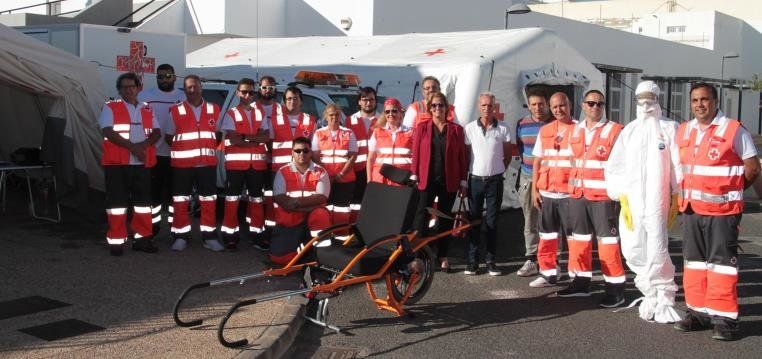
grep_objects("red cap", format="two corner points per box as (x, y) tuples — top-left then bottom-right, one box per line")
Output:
(383, 98), (402, 109)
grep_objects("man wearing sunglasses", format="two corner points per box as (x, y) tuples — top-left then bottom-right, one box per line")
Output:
(605, 80), (682, 324)
(138, 63), (186, 237)
(219, 78), (271, 251)
(270, 137), (330, 265)
(560, 90), (626, 307)
(529, 92), (576, 288)
(402, 76), (457, 128)
(345, 87), (379, 222)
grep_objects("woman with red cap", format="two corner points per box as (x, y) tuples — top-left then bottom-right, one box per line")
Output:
(366, 98), (414, 186)
(410, 92), (468, 272)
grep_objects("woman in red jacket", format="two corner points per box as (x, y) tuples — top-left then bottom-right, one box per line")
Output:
(411, 92), (468, 272)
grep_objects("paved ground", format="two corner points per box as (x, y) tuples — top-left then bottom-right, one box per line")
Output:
(285, 209), (762, 358)
(0, 188), (304, 359)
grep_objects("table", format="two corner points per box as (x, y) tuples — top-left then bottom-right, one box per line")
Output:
(0, 163), (61, 223)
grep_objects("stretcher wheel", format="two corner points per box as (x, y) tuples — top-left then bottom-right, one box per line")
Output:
(390, 245), (435, 304)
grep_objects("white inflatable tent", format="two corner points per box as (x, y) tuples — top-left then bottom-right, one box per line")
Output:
(0, 24), (106, 196)
(188, 28), (603, 207)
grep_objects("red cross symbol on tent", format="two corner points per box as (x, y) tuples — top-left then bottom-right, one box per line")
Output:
(116, 41), (156, 81)
(424, 48), (445, 56)
(708, 147), (720, 160)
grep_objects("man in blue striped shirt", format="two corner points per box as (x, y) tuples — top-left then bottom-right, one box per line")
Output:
(515, 90), (551, 276)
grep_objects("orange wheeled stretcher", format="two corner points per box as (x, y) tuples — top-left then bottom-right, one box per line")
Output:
(172, 165), (476, 347)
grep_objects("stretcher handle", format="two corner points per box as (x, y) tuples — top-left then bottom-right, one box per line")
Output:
(174, 272), (267, 327)
(218, 288), (313, 348)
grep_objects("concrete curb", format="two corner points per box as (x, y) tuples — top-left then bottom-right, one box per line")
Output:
(236, 295), (308, 359)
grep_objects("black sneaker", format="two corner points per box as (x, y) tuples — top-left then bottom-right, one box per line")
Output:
(557, 280), (591, 297)
(487, 262), (502, 276)
(132, 238), (158, 253)
(674, 312), (708, 332)
(712, 323), (738, 341)
(253, 240), (270, 252)
(464, 264), (478, 275)
(599, 294), (625, 308)
(225, 240), (238, 252)
(110, 244), (124, 256)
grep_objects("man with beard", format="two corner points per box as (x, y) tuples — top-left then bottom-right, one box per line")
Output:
(605, 81), (681, 323)
(138, 64), (186, 235)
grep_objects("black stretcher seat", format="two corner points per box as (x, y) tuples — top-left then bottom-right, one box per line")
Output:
(315, 181), (417, 276)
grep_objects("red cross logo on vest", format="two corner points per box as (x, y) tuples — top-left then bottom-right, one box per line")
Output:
(116, 41), (156, 82)
(424, 48), (445, 56)
(596, 145), (607, 157)
(708, 147), (720, 160)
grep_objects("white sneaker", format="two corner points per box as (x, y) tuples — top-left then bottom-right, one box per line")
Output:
(203, 239), (225, 252)
(171, 238), (187, 252)
(529, 276), (556, 288)
(517, 260), (538, 277)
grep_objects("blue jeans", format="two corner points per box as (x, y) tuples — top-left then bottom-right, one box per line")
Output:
(467, 173), (504, 264)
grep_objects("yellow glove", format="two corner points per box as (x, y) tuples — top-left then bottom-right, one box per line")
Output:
(619, 195), (634, 231)
(668, 193), (679, 229)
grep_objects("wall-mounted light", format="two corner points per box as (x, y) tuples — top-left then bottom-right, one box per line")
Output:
(340, 17), (353, 31)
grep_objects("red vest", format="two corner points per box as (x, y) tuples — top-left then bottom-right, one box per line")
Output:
(346, 112), (377, 172)
(370, 126), (414, 185)
(315, 126), (357, 183)
(223, 106), (268, 170)
(274, 164), (327, 227)
(101, 100), (157, 167)
(169, 101), (220, 168)
(535, 119), (576, 193)
(409, 100), (455, 127)
(269, 103), (316, 172)
(677, 118), (745, 215)
(568, 121), (623, 200)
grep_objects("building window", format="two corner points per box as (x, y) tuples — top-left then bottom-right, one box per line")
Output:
(608, 73), (623, 122)
(666, 25), (686, 34)
(671, 84), (684, 121)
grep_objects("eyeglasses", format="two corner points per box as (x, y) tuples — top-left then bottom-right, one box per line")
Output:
(430, 103), (446, 109)
(384, 109), (400, 114)
(293, 148), (310, 154)
(260, 85), (276, 91)
(157, 73), (174, 79)
(239, 90), (255, 95)
(584, 101), (605, 108)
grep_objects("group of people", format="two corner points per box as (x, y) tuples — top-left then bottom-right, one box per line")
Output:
(100, 63), (758, 340)
(514, 80), (759, 341)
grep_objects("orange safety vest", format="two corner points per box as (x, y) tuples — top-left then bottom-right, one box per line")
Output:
(223, 106), (268, 170)
(370, 126), (414, 185)
(568, 121), (623, 200)
(346, 112), (377, 172)
(169, 101), (220, 168)
(102, 100), (157, 167)
(315, 126), (357, 183)
(677, 118), (745, 215)
(269, 103), (316, 172)
(274, 164), (327, 227)
(535, 119), (576, 193)
(409, 100), (455, 127)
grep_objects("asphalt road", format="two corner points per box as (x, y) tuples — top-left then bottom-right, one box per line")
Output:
(285, 209), (762, 358)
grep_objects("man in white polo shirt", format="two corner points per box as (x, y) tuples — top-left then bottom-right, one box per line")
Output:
(464, 92), (512, 276)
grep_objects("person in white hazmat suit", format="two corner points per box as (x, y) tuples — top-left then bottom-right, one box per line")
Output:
(604, 81), (682, 323)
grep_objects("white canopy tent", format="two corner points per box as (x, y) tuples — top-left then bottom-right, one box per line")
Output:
(0, 23), (106, 195)
(188, 28), (603, 208)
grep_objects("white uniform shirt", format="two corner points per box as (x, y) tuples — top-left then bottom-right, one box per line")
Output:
(464, 118), (511, 177)
(98, 100), (158, 165)
(138, 87), (185, 156)
(684, 111), (757, 160)
(273, 162), (331, 198)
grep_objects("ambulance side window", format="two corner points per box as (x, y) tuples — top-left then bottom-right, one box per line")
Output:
(303, 95), (327, 125)
(202, 89), (230, 109)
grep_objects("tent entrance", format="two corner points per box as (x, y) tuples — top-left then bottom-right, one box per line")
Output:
(524, 84), (576, 115)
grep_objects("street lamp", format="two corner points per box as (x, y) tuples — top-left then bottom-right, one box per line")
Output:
(505, 3), (532, 29)
(720, 51), (740, 110)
